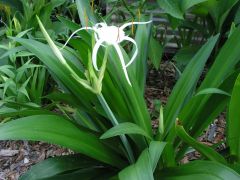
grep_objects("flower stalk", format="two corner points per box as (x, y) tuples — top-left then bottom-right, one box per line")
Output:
(97, 93), (135, 164)
(74, 48), (135, 163)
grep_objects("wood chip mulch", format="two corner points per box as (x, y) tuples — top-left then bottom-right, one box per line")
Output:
(0, 141), (73, 180)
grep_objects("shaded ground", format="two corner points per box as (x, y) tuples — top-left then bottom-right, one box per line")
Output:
(0, 141), (72, 180)
(0, 61), (226, 179)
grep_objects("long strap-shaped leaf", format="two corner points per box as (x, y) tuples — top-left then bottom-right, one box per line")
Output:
(0, 115), (126, 168)
(20, 154), (115, 180)
(119, 141), (166, 180)
(180, 28), (240, 138)
(158, 161), (240, 180)
(100, 122), (152, 140)
(175, 71), (239, 160)
(163, 34), (219, 137)
(175, 122), (227, 164)
(228, 74), (240, 161)
(76, 0), (97, 27)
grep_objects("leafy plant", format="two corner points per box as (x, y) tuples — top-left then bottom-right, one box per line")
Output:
(0, 0), (72, 119)
(0, 60), (46, 103)
(0, 0), (240, 179)
(228, 74), (240, 164)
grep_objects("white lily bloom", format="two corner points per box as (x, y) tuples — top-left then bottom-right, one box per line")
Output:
(62, 20), (152, 85)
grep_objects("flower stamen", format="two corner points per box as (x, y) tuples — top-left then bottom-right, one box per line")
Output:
(138, 9), (141, 22)
(84, 8), (88, 30)
(131, 19), (134, 35)
(117, 26), (120, 42)
(91, 0), (94, 12)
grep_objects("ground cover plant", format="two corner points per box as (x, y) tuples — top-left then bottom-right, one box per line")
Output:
(0, 0), (240, 179)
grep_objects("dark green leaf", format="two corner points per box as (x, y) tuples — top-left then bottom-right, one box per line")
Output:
(149, 37), (163, 70)
(0, 115), (126, 168)
(180, 28), (240, 138)
(180, 0), (208, 11)
(119, 141), (166, 180)
(100, 122), (152, 140)
(75, 0), (97, 27)
(228, 74), (240, 161)
(157, 0), (183, 19)
(176, 123), (227, 164)
(159, 161), (240, 180)
(164, 35), (219, 136)
(20, 154), (104, 180)
(195, 88), (231, 97)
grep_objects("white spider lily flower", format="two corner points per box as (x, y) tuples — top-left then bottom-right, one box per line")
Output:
(62, 20), (152, 86)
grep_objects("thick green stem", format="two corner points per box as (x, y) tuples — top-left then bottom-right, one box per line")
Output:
(97, 93), (135, 164)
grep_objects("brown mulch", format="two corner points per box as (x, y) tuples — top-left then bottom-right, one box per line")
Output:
(145, 62), (226, 164)
(145, 61), (176, 107)
(0, 61), (226, 179)
(0, 141), (73, 180)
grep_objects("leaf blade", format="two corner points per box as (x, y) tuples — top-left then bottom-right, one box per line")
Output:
(159, 161), (240, 180)
(228, 74), (240, 161)
(195, 88), (231, 97)
(176, 123), (227, 164)
(119, 141), (166, 180)
(164, 35), (219, 136)
(0, 115), (126, 168)
(100, 122), (152, 140)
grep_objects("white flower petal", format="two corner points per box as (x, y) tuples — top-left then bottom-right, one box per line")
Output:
(113, 43), (132, 86)
(59, 21), (151, 86)
(123, 36), (138, 68)
(92, 39), (105, 71)
(61, 27), (94, 50)
(120, 20), (152, 30)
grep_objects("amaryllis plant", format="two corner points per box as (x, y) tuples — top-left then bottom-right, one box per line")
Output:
(0, 1), (240, 180)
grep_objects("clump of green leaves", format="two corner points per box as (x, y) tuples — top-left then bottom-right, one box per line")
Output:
(0, 0), (240, 179)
